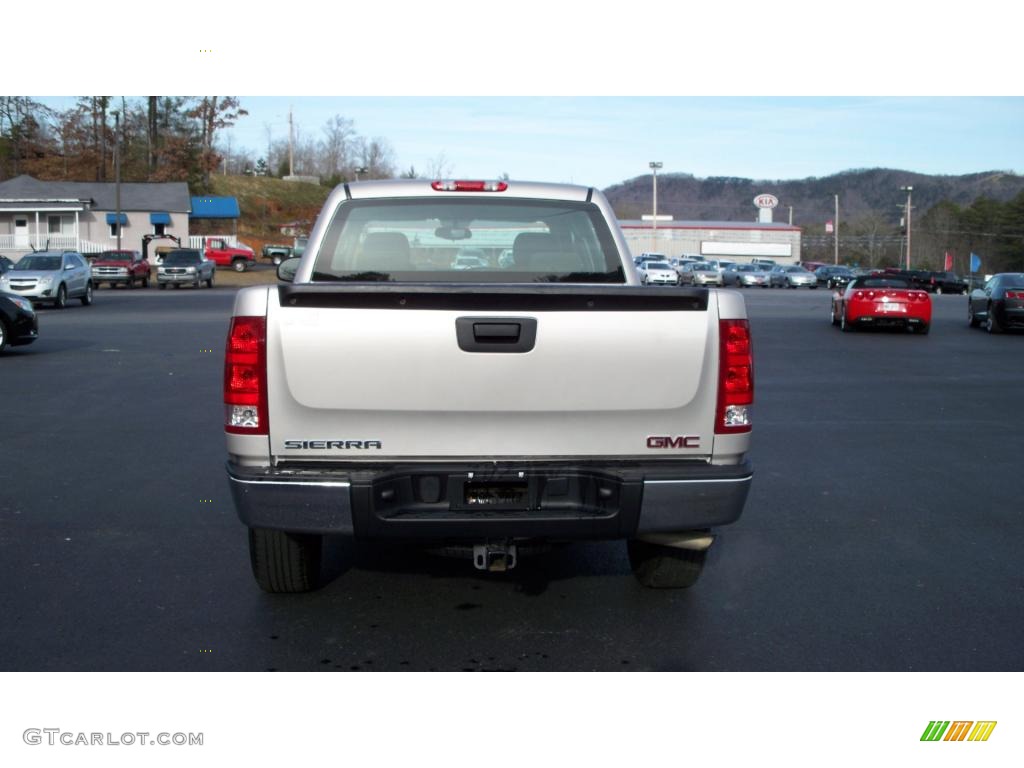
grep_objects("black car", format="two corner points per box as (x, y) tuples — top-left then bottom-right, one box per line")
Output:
(968, 273), (1024, 333)
(0, 291), (39, 353)
(927, 271), (969, 295)
(815, 265), (856, 289)
(881, 268), (935, 291)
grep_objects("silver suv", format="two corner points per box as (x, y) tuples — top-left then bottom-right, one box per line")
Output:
(157, 249), (216, 289)
(0, 251), (94, 308)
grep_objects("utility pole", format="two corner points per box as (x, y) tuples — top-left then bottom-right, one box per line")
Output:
(113, 110), (122, 252)
(833, 194), (839, 265)
(288, 106), (295, 177)
(649, 161), (662, 252)
(900, 186), (913, 269)
(788, 205), (793, 226)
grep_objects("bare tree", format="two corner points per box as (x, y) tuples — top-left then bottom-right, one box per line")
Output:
(75, 96), (111, 180)
(0, 97), (54, 177)
(187, 97), (249, 187)
(321, 115), (355, 178)
(354, 136), (395, 179)
(856, 212), (892, 268)
(425, 151), (453, 179)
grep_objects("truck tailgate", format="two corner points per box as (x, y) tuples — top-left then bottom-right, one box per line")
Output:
(266, 285), (720, 460)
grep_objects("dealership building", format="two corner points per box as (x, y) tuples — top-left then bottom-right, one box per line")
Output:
(617, 193), (802, 264)
(619, 220), (802, 263)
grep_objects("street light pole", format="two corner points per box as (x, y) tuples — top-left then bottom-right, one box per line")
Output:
(649, 161), (662, 251)
(901, 185), (913, 269)
(833, 194), (839, 265)
(288, 105), (295, 177)
(113, 110), (122, 253)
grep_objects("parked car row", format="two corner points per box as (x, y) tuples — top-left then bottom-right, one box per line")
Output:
(0, 247), (222, 306)
(90, 247), (218, 290)
(0, 246), (225, 356)
(829, 271), (1024, 336)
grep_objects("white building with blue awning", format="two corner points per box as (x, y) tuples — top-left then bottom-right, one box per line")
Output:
(0, 175), (191, 259)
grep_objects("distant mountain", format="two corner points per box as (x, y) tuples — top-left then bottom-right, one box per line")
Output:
(602, 168), (1024, 226)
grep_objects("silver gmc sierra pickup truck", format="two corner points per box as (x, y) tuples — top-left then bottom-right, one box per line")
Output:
(224, 179), (753, 592)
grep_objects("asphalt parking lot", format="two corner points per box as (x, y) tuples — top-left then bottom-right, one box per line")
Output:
(1, 286), (1022, 671)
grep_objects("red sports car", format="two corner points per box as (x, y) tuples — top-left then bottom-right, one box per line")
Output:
(831, 274), (932, 334)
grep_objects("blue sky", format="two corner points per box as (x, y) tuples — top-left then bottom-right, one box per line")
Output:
(34, 96), (1023, 189)
(24, 5), (1024, 191)
(213, 96), (1024, 188)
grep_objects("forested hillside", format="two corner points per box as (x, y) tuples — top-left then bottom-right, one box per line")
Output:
(605, 169), (1024, 271)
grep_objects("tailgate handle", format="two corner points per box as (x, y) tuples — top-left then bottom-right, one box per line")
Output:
(474, 322), (520, 341)
(456, 317), (537, 353)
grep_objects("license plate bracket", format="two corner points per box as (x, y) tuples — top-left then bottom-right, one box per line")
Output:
(463, 481), (529, 508)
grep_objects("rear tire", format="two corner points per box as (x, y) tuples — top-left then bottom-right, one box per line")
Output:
(627, 540), (707, 589)
(158, 283), (167, 290)
(55, 284), (67, 309)
(0, 318), (8, 353)
(81, 282), (93, 306)
(248, 528), (323, 593)
(841, 311), (853, 332)
(986, 305), (1003, 334)
(233, 259), (248, 273)
(917, 322), (930, 335)
(830, 303), (839, 326)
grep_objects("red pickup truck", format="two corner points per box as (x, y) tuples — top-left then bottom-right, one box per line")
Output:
(203, 238), (257, 272)
(90, 250), (151, 288)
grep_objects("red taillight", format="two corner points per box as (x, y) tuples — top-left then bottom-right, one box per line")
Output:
(716, 319), (753, 434)
(912, 291), (929, 302)
(224, 316), (268, 435)
(431, 180), (508, 192)
(1007, 291), (1024, 300)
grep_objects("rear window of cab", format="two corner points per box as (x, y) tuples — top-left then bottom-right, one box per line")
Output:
(311, 198), (625, 284)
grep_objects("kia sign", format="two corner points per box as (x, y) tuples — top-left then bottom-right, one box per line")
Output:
(754, 194), (778, 209)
